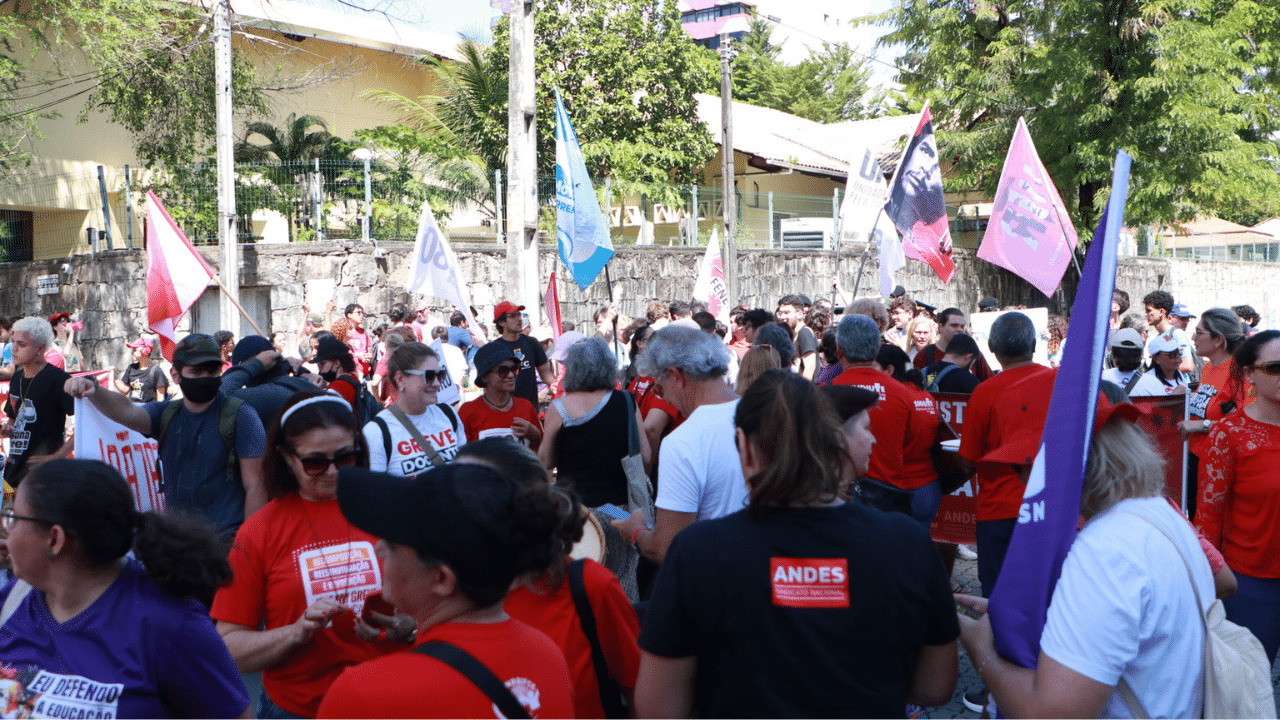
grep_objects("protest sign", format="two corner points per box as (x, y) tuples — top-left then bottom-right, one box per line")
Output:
(73, 398), (164, 514)
(929, 391), (977, 544)
(968, 307), (1050, 368)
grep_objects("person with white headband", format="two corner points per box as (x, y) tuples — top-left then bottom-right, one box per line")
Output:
(212, 390), (416, 718)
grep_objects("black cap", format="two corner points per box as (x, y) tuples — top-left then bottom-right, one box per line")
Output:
(915, 300), (937, 314)
(338, 464), (525, 590)
(472, 342), (517, 388)
(231, 335), (273, 365)
(313, 335), (352, 364)
(978, 297), (999, 311)
(890, 285), (906, 298)
(944, 333), (982, 357)
(172, 334), (222, 368)
(797, 294), (813, 308)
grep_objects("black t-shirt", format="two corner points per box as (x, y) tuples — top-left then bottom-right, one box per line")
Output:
(924, 360), (981, 394)
(640, 502), (960, 718)
(122, 362), (168, 402)
(795, 325), (819, 369)
(494, 335), (548, 408)
(3, 363), (74, 485)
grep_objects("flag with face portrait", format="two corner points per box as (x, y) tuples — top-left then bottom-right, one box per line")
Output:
(884, 104), (955, 284)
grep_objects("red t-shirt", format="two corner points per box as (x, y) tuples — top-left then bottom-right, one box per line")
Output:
(211, 494), (393, 717)
(504, 560), (641, 719)
(833, 367), (915, 488)
(899, 383), (940, 490)
(959, 363), (1055, 521)
(627, 376), (685, 432)
(458, 396), (542, 445)
(729, 337), (750, 361)
(1188, 359), (1256, 457)
(317, 618), (575, 719)
(1195, 410), (1280, 578)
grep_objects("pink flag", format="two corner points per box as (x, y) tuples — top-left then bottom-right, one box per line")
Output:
(144, 191), (215, 361)
(978, 117), (1079, 296)
(692, 228), (730, 325)
(545, 272), (562, 339)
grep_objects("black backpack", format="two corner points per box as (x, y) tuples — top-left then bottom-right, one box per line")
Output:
(329, 375), (383, 426)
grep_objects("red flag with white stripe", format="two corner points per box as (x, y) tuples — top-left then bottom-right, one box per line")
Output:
(145, 190), (214, 361)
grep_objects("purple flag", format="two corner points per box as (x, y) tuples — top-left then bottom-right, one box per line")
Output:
(987, 151), (1132, 669)
(885, 105), (955, 283)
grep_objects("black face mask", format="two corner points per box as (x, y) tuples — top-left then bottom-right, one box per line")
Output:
(319, 369), (339, 384)
(179, 375), (221, 404)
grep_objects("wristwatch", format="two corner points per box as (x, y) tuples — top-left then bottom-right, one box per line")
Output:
(1202, 419), (1212, 431)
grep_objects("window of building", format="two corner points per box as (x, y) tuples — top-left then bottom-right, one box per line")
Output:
(0, 210), (34, 263)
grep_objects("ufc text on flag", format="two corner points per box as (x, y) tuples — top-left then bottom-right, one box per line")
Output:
(885, 105), (955, 284)
(406, 200), (476, 331)
(978, 117), (1079, 297)
(987, 150), (1132, 670)
(144, 190), (215, 362)
(554, 89), (614, 291)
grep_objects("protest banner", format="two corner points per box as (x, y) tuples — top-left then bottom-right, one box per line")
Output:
(1129, 394), (1188, 507)
(428, 338), (462, 406)
(968, 307), (1051, 368)
(73, 398), (164, 514)
(930, 391), (977, 544)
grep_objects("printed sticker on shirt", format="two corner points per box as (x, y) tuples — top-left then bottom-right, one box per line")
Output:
(1188, 383), (1216, 418)
(478, 427), (516, 440)
(396, 430), (460, 474)
(9, 398), (35, 455)
(298, 541), (381, 615)
(491, 677), (540, 719)
(0, 666), (124, 719)
(770, 558), (849, 609)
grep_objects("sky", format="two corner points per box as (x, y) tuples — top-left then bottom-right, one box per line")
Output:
(297, 0), (901, 87)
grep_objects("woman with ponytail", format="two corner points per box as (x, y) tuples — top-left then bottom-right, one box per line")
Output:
(0, 458), (249, 718)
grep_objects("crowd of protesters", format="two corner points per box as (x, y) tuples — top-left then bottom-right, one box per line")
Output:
(0, 284), (1275, 719)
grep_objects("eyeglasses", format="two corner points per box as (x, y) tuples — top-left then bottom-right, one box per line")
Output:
(490, 365), (518, 378)
(1252, 361), (1280, 377)
(1, 509), (55, 531)
(291, 450), (359, 477)
(402, 369), (444, 383)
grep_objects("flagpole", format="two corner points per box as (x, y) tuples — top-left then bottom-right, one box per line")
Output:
(604, 265), (621, 359)
(1048, 202), (1086, 283)
(210, 273), (266, 337)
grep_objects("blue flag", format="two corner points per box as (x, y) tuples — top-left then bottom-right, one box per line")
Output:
(554, 89), (614, 291)
(987, 150), (1132, 669)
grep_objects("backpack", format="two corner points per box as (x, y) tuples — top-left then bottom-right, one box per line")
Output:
(154, 396), (246, 494)
(372, 402), (461, 463)
(1119, 512), (1276, 719)
(924, 363), (960, 393)
(329, 375), (383, 427)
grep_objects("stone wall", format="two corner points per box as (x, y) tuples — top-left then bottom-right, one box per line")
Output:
(0, 241), (1275, 372)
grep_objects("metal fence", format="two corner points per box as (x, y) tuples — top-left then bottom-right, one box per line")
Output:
(1122, 229), (1280, 263)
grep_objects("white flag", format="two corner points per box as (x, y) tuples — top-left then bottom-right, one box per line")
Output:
(692, 228), (730, 325)
(839, 147), (889, 244)
(876, 212), (905, 298)
(406, 201), (475, 329)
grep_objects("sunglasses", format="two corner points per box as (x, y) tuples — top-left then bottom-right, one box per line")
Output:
(489, 364), (518, 378)
(291, 449), (359, 477)
(401, 369), (444, 383)
(1, 509), (55, 531)
(1253, 361), (1280, 377)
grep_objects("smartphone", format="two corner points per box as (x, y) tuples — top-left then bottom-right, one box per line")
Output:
(596, 503), (631, 521)
(362, 592), (397, 624)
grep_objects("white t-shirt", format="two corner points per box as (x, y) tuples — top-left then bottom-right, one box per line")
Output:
(363, 405), (467, 477)
(1127, 367), (1186, 397)
(1041, 497), (1211, 719)
(655, 399), (748, 520)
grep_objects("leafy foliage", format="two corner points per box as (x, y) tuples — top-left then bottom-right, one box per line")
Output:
(872, 0), (1280, 230)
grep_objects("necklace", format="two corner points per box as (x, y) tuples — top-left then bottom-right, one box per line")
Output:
(481, 393), (513, 412)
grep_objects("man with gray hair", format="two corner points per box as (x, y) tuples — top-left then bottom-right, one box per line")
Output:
(832, 315), (937, 524)
(612, 325), (745, 565)
(959, 311), (1054, 598)
(1, 316), (74, 487)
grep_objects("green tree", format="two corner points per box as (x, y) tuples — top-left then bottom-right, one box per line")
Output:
(872, 0), (1280, 229)
(234, 113), (343, 163)
(490, 0), (717, 187)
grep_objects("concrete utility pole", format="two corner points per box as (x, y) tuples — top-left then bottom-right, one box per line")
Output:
(719, 33), (739, 307)
(214, 0), (240, 334)
(505, 0), (540, 314)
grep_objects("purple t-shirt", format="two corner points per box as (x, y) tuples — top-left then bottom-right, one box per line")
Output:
(0, 561), (248, 719)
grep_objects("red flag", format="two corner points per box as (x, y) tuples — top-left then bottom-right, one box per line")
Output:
(885, 105), (955, 283)
(545, 272), (562, 339)
(144, 191), (215, 361)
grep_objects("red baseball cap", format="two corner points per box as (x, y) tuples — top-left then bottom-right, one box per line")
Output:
(49, 312), (71, 326)
(126, 337), (155, 354)
(493, 301), (525, 322)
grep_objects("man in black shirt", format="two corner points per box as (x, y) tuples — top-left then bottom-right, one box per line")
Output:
(492, 301), (555, 409)
(923, 333), (983, 393)
(776, 293), (819, 380)
(1, 317), (74, 487)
